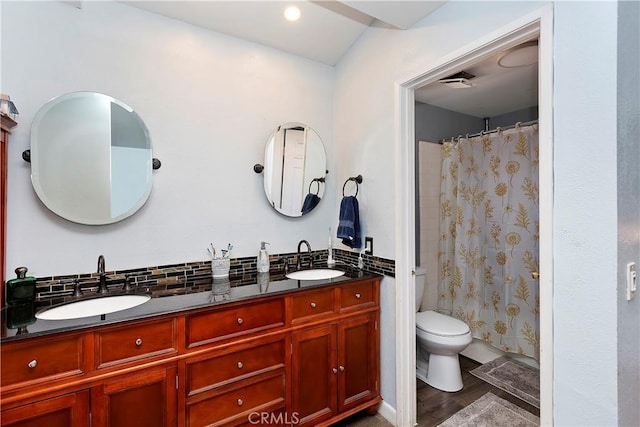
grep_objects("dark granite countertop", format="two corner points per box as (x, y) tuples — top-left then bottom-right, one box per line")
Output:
(1, 267), (380, 343)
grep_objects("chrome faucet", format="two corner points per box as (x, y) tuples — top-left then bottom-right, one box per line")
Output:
(97, 255), (108, 294)
(296, 240), (312, 270)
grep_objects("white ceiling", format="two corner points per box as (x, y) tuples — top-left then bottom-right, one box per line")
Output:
(120, 1), (537, 118)
(122, 1), (446, 66)
(414, 42), (539, 118)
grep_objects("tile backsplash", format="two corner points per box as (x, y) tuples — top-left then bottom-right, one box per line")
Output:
(32, 249), (395, 303)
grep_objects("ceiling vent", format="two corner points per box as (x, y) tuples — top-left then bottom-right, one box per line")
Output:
(438, 71), (476, 88)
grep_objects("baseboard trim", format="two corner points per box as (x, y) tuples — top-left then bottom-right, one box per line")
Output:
(377, 400), (397, 426)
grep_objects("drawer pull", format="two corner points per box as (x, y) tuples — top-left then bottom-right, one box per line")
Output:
(339, 365), (345, 372)
(355, 293), (361, 299)
(237, 317), (244, 325)
(237, 398), (244, 406)
(135, 338), (143, 346)
(27, 359), (37, 369)
(332, 367), (338, 374)
(310, 302), (317, 308)
(237, 361), (244, 369)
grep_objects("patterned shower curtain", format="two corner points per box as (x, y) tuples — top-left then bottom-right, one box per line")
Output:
(438, 124), (540, 359)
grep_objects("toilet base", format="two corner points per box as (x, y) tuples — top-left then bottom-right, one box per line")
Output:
(424, 353), (464, 392)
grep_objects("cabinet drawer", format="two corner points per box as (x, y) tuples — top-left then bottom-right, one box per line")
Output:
(340, 281), (375, 311)
(1, 334), (84, 387)
(187, 298), (285, 348)
(291, 288), (335, 322)
(96, 318), (176, 368)
(187, 373), (285, 427)
(187, 339), (286, 395)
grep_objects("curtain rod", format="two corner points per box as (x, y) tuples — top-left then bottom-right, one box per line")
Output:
(439, 119), (539, 144)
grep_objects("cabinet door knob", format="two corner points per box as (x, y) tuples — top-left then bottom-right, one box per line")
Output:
(135, 338), (143, 346)
(339, 365), (345, 372)
(237, 317), (244, 325)
(237, 398), (243, 406)
(332, 367), (338, 374)
(355, 293), (361, 299)
(27, 359), (37, 369)
(310, 302), (317, 308)
(237, 361), (244, 369)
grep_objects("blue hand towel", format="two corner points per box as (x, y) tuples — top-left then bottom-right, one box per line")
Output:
(301, 193), (321, 215)
(337, 196), (361, 249)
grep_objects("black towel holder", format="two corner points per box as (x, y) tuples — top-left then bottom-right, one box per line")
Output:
(342, 175), (363, 197)
(308, 177), (325, 195)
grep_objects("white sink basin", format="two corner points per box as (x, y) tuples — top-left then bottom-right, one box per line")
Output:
(36, 294), (151, 321)
(286, 269), (345, 281)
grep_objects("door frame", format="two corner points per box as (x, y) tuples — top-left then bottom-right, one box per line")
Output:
(393, 5), (554, 426)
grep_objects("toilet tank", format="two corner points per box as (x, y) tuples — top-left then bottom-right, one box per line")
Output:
(415, 267), (426, 312)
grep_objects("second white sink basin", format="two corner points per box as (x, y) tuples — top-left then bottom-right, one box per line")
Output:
(36, 294), (151, 321)
(286, 269), (345, 281)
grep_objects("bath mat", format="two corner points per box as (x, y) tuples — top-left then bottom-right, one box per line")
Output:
(438, 392), (539, 427)
(470, 356), (539, 408)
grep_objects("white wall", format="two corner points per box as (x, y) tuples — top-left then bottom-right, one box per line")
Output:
(2, 1), (336, 277)
(335, 1), (623, 425)
(553, 3), (619, 425)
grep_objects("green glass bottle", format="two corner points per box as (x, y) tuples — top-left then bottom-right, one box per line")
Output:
(5, 266), (36, 306)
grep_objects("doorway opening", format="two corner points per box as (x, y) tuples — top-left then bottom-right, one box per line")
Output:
(394, 6), (553, 426)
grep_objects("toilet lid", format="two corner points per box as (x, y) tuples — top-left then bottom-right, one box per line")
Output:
(416, 310), (470, 337)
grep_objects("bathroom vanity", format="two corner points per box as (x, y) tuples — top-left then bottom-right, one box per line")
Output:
(0, 271), (381, 427)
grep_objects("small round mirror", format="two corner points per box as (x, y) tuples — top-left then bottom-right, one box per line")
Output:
(262, 123), (327, 217)
(30, 92), (153, 225)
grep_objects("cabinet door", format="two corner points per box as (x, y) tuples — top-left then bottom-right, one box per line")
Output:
(1, 390), (89, 427)
(91, 365), (177, 427)
(291, 324), (337, 426)
(337, 314), (378, 413)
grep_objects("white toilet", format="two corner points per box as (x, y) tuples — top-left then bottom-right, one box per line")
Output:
(415, 269), (472, 392)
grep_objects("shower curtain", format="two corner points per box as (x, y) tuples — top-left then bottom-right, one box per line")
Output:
(438, 124), (540, 359)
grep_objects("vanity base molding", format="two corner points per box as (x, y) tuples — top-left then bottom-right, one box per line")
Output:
(1, 277), (381, 427)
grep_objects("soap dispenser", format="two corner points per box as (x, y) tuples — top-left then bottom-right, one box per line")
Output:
(257, 242), (270, 273)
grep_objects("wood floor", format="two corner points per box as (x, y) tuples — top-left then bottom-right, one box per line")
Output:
(341, 356), (539, 426)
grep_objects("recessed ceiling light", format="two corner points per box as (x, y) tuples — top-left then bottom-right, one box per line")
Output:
(284, 6), (301, 22)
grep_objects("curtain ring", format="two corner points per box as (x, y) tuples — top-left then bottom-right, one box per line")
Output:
(515, 122), (522, 128)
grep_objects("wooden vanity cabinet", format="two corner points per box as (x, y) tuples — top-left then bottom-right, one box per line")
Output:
(1, 390), (90, 427)
(1, 277), (381, 427)
(291, 280), (381, 426)
(91, 364), (178, 427)
(184, 335), (287, 427)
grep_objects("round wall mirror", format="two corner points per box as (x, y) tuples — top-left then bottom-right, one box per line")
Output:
(30, 92), (154, 225)
(262, 122), (327, 217)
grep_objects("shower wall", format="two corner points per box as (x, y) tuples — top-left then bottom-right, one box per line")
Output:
(417, 141), (441, 311)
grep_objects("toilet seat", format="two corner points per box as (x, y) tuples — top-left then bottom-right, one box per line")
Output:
(416, 310), (470, 337)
